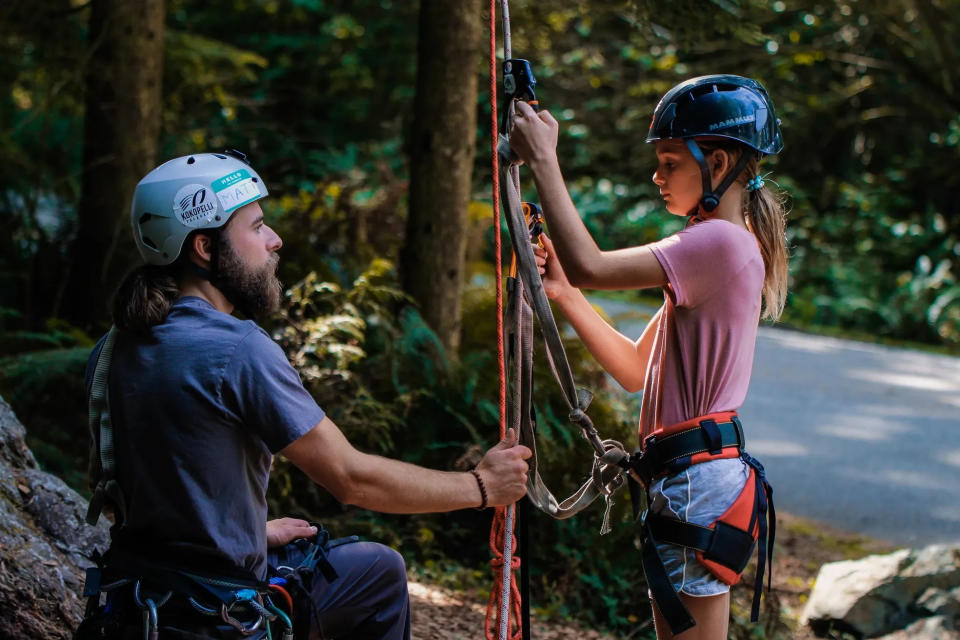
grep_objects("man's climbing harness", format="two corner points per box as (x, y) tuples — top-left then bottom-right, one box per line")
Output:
(82, 328), (361, 639)
(76, 547), (292, 640)
(76, 527), (358, 640)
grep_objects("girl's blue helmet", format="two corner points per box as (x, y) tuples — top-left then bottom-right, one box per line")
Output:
(646, 74), (783, 155)
(647, 75), (783, 212)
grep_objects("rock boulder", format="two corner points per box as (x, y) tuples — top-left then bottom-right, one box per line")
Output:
(0, 396), (108, 640)
(802, 545), (960, 638)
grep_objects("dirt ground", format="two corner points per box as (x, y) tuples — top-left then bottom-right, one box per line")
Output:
(408, 511), (895, 640)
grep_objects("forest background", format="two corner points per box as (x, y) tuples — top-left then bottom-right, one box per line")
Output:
(1, 0), (958, 636)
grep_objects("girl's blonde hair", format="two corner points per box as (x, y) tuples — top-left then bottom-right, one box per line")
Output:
(696, 139), (789, 321)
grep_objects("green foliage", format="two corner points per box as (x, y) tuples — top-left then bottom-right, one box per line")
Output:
(5, 0), (959, 342)
(499, 0), (960, 350)
(0, 345), (92, 492)
(274, 260), (411, 454)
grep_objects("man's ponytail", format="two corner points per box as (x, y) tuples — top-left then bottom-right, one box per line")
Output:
(111, 264), (180, 334)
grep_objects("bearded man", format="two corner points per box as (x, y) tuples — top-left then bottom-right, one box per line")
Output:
(79, 151), (530, 640)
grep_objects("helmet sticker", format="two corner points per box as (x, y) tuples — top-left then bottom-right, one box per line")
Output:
(212, 169), (261, 213)
(173, 184), (217, 228)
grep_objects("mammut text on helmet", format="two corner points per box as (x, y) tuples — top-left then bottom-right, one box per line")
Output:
(708, 115), (756, 132)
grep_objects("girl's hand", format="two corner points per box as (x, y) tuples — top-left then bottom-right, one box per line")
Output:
(534, 234), (575, 301)
(509, 100), (559, 168)
(266, 517), (317, 548)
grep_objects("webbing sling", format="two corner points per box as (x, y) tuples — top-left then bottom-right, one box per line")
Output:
(86, 327), (128, 526)
(497, 137), (629, 532)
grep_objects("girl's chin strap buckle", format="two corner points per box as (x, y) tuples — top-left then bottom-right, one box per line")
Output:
(685, 138), (753, 212)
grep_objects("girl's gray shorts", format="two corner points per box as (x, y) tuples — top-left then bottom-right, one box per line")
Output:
(645, 457), (750, 597)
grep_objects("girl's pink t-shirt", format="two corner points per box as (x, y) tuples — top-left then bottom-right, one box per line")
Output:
(638, 219), (764, 441)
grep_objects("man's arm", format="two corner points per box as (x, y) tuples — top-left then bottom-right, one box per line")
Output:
(280, 417), (531, 513)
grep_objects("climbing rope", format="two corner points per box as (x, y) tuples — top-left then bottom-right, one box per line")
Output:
(485, 1), (522, 639)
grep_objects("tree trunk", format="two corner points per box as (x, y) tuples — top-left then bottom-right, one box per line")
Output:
(64, 0), (165, 329)
(401, 0), (482, 353)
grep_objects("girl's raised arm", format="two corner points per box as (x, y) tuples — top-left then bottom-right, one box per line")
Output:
(510, 101), (668, 291)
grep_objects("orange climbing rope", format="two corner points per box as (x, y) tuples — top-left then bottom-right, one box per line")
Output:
(484, 1), (522, 638)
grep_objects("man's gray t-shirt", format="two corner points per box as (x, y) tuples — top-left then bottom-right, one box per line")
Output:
(87, 297), (324, 579)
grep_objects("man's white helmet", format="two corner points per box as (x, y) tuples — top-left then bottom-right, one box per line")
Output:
(131, 151), (269, 265)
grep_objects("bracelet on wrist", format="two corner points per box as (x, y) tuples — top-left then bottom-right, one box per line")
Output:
(470, 469), (488, 510)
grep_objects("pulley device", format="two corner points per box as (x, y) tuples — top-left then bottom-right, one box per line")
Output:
(500, 58), (538, 132)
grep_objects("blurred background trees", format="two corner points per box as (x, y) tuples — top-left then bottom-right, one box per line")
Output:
(3, 0), (958, 346)
(1, 0), (958, 636)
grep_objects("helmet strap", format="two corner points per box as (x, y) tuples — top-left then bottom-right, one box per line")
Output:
(180, 229), (221, 283)
(685, 139), (752, 213)
(183, 261), (214, 282)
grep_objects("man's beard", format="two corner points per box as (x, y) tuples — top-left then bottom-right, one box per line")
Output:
(214, 239), (282, 320)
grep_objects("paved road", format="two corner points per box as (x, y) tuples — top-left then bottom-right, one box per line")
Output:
(591, 298), (960, 547)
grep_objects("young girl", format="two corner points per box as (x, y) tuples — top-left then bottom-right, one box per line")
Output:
(509, 75), (787, 639)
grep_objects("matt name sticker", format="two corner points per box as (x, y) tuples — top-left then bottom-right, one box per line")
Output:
(212, 169), (261, 213)
(173, 184), (217, 228)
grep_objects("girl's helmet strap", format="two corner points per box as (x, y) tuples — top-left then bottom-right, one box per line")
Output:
(686, 139), (753, 212)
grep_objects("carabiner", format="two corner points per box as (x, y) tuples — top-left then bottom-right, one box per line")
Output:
(141, 598), (158, 640)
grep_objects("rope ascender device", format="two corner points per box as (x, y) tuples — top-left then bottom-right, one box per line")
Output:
(486, 5), (777, 637)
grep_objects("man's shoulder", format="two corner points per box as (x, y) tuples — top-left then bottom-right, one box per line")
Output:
(169, 297), (267, 340)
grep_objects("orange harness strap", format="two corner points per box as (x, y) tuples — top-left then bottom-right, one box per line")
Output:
(630, 412), (775, 636)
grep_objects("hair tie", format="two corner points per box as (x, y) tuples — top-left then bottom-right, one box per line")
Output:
(746, 171), (780, 192)
(746, 174), (765, 191)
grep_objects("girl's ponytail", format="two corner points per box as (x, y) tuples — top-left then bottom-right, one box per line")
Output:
(693, 141), (789, 320)
(743, 156), (788, 321)
(746, 174), (788, 321)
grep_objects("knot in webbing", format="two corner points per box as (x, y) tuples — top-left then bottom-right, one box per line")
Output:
(598, 441), (629, 466)
(568, 408), (591, 428)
